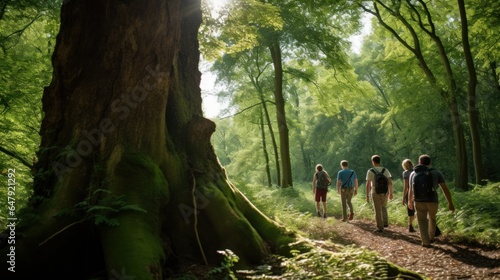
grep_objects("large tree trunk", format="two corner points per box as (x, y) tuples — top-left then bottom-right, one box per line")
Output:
(0, 0), (293, 279)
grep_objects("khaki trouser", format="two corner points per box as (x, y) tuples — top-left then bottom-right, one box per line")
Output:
(340, 188), (354, 219)
(372, 192), (389, 230)
(415, 202), (439, 245)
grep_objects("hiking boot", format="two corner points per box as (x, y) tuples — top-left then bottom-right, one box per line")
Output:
(317, 211), (321, 217)
(409, 225), (415, 232)
(384, 224), (388, 228)
(349, 212), (354, 220)
(323, 213), (327, 219)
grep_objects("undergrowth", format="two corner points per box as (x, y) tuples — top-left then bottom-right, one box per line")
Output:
(207, 180), (500, 279)
(237, 180), (500, 248)
(438, 182), (500, 247)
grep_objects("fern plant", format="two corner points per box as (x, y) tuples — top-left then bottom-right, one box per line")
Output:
(40, 188), (147, 246)
(208, 249), (240, 280)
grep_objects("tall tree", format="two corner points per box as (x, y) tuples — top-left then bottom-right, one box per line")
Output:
(269, 41), (293, 187)
(212, 47), (282, 186)
(0, 0), (293, 278)
(468, 0), (500, 180)
(457, 0), (485, 185)
(205, 0), (356, 187)
(359, 0), (469, 190)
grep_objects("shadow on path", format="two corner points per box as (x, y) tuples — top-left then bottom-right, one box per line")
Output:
(337, 219), (499, 270)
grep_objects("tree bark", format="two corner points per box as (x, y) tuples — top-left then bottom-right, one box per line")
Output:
(250, 56), (281, 186)
(269, 42), (293, 187)
(259, 106), (273, 187)
(457, 0), (485, 185)
(0, 0), (293, 279)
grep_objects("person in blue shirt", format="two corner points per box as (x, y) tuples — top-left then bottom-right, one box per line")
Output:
(336, 160), (358, 222)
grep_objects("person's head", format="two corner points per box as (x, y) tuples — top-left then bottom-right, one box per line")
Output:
(419, 154), (431, 166)
(340, 160), (348, 168)
(402, 159), (414, 171)
(316, 164), (323, 172)
(371, 155), (381, 165)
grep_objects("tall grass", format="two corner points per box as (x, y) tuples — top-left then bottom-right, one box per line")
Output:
(439, 183), (500, 247)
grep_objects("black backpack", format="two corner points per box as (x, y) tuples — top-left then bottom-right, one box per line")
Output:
(412, 166), (436, 202)
(370, 168), (388, 194)
(316, 171), (330, 190)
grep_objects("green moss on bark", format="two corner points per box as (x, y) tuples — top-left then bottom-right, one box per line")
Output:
(100, 148), (169, 280)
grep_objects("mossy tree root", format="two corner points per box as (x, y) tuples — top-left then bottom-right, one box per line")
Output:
(99, 147), (168, 280)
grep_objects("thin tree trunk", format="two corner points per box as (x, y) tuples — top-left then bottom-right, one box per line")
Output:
(262, 97), (281, 185)
(255, 76), (281, 186)
(247, 50), (281, 186)
(457, 0), (485, 185)
(269, 42), (293, 187)
(259, 106), (272, 187)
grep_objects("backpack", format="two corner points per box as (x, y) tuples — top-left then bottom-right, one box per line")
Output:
(316, 171), (330, 190)
(370, 168), (388, 194)
(412, 166), (436, 202)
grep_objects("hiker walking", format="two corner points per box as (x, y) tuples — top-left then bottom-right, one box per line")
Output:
(408, 154), (455, 247)
(312, 164), (331, 218)
(402, 159), (416, 232)
(336, 160), (358, 222)
(365, 155), (393, 232)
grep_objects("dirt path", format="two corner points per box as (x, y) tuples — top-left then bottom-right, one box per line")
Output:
(325, 218), (500, 279)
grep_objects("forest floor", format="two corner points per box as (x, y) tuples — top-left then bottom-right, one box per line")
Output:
(318, 217), (500, 279)
(172, 217), (500, 279)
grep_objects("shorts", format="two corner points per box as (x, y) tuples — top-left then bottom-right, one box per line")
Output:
(404, 196), (415, 216)
(407, 206), (415, 216)
(315, 189), (328, 202)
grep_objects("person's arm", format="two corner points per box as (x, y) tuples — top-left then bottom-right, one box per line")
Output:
(388, 177), (394, 200)
(353, 178), (358, 196)
(312, 174), (316, 194)
(365, 181), (371, 202)
(365, 171), (371, 202)
(337, 178), (341, 194)
(440, 182), (455, 212)
(408, 173), (414, 210)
